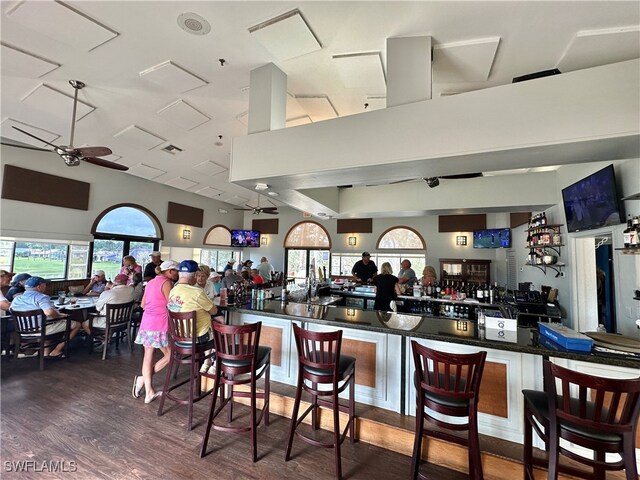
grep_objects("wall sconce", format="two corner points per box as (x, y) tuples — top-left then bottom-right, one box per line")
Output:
(346, 308), (356, 317)
(456, 235), (467, 246)
(348, 236), (357, 246)
(182, 229), (191, 240)
(261, 236), (268, 246)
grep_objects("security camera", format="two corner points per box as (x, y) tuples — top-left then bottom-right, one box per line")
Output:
(424, 177), (440, 188)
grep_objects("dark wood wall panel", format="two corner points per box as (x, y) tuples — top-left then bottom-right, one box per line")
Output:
(438, 214), (486, 232)
(166, 201), (203, 227)
(2, 165), (90, 210)
(252, 218), (279, 234)
(337, 218), (373, 233)
(510, 212), (531, 228)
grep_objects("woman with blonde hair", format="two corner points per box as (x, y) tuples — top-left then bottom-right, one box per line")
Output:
(120, 255), (142, 286)
(371, 262), (400, 311)
(421, 265), (437, 286)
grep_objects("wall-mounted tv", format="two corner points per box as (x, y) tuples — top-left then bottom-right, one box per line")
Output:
(231, 229), (260, 247)
(473, 228), (511, 248)
(561, 164), (624, 233)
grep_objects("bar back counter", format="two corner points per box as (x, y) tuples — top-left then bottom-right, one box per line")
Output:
(221, 298), (640, 475)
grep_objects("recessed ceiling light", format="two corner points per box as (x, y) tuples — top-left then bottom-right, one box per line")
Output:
(255, 183), (269, 190)
(218, 208), (228, 214)
(177, 12), (211, 36)
(267, 191), (279, 197)
(317, 212), (327, 216)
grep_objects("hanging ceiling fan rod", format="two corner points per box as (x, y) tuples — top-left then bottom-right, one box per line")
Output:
(67, 80), (85, 148)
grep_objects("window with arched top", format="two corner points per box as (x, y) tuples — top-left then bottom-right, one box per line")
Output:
(203, 225), (232, 246)
(284, 221), (331, 249)
(93, 204), (162, 238)
(376, 227), (426, 250)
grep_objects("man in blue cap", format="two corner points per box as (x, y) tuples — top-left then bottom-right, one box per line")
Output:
(11, 276), (81, 357)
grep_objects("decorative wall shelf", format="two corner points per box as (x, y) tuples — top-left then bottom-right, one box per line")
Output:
(524, 262), (566, 277)
(615, 246), (640, 255)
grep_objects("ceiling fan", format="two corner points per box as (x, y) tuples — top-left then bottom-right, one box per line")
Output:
(234, 194), (279, 215)
(10, 80), (128, 171)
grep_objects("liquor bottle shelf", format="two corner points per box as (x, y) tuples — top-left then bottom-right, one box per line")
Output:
(524, 262), (565, 277)
(615, 246), (640, 254)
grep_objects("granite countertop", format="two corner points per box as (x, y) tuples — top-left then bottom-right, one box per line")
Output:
(221, 299), (640, 369)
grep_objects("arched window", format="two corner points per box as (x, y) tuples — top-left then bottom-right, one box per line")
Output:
(284, 221), (331, 281)
(377, 227), (425, 250)
(203, 225), (232, 246)
(90, 204), (162, 280)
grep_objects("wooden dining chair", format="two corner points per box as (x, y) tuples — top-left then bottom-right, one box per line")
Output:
(87, 301), (134, 360)
(523, 360), (640, 480)
(11, 308), (72, 370)
(410, 341), (487, 480)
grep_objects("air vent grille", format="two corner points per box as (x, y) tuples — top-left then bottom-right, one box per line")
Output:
(161, 144), (183, 154)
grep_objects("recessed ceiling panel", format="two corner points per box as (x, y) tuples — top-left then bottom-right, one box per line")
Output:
(21, 84), (95, 121)
(192, 160), (226, 176)
(365, 95), (386, 111)
(127, 163), (166, 180)
(195, 186), (223, 198)
(333, 52), (386, 90)
(224, 195), (249, 206)
(114, 125), (165, 150)
(236, 111), (249, 127)
(5, 0), (118, 51)
(139, 61), (208, 93)
(295, 95), (338, 122)
(164, 176), (198, 190)
(433, 37), (500, 83)
(286, 115), (312, 127)
(557, 26), (640, 72)
(1, 118), (60, 148)
(1, 43), (60, 78)
(249, 9), (322, 61)
(157, 99), (210, 130)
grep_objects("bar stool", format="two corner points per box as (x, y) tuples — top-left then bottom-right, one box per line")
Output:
(200, 321), (271, 462)
(523, 360), (640, 480)
(410, 341), (487, 480)
(157, 310), (216, 431)
(285, 324), (356, 480)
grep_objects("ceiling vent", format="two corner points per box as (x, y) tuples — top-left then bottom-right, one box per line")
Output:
(161, 144), (183, 154)
(177, 12), (211, 36)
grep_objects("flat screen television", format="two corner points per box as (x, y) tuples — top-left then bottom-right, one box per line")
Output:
(231, 229), (260, 247)
(473, 228), (511, 248)
(561, 165), (623, 233)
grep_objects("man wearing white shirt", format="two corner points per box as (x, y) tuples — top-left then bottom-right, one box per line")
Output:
(257, 257), (274, 282)
(83, 273), (134, 332)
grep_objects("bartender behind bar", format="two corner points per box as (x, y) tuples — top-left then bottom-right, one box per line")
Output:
(351, 252), (378, 284)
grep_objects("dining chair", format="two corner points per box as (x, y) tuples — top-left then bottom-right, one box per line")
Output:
(523, 360), (640, 480)
(410, 341), (487, 480)
(11, 308), (72, 370)
(200, 321), (271, 462)
(158, 310), (216, 431)
(87, 301), (134, 360)
(285, 324), (356, 480)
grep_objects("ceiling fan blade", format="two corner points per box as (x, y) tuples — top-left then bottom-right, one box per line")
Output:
(234, 208), (253, 211)
(81, 156), (128, 171)
(262, 210), (279, 215)
(11, 126), (62, 150)
(1, 139), (52, 152)
(260, 207), (278, 211)
(76, 146), (112, 157)
(440, 173), (483, 180)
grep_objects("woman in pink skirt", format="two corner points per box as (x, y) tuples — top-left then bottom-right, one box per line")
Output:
(133, 260), (179, 403)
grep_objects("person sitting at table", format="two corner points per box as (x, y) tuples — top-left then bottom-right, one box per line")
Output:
(6, 273), (32, 302)
(120, 255), (142, 286)
(420, 265), (437, 287)
(132, 273), (144, 303)
(209, 273), (222, 296)
(82, 273), (134, 334)
(250, 269), (265, 286)
(351, 252), (377, 284)
(397, 259), (417, 290)
(82, 270), (108, 296)
(372, 262), (400, 311)
(195, 269), (216, 301)
(143, 251), (162, 282)
(221, 269), (243, 290)
(133, 260), (179, 404)
(167, 260), (220, 374)
(1, 269), (15, 313)
(11, 276), (81, 357)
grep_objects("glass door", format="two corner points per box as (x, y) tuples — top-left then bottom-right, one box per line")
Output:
(92, 239), (124, 281)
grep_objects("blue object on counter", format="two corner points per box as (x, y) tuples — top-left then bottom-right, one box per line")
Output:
(538, 322), (593, 352)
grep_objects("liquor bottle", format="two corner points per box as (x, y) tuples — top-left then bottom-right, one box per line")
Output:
(425, 283), (432, 298)
(483, 284), (489, 303)
(631, 215), (640, 247)
(623, 215), (633, 247)
(435, 282), (442, 298)
(476, 284), (484, 302)
(526, 230), (532, 247)
(541, 212), (547, 226)
(444, 281), (451, 296)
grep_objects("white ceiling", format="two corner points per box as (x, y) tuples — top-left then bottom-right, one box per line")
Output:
(1, 1), (639, 210)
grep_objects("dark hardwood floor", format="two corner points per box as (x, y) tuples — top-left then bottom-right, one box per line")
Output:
(1, 340), (466, 479)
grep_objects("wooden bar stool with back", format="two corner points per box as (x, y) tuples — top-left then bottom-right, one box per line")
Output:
(410, 341), (487, 480)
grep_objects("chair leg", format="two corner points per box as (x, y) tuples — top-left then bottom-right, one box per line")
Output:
(228, 382), (234, 423)
(264, 362), (271, 426)
(157, 353), (175, 417)
(523, 407), (534, 480)
(285, 370), (304, 461)
(39, 341), (45, 371)
(251, 377), (258, 463)
(411, 398), (425, 480)
(333, 389), (343, 480)
(101, 331), (108, 361)
(594, 450), (606, 479)
(468, 408), (483, 480)
(349, 375), (355, 442)
(187, 359), (197, 431)
(622, 433), (639, 480)
(547, 428), (560, 480)
(311, 383), (318, 430)
(200, 372), (221, 458)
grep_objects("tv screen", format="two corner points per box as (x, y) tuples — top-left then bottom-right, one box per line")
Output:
(473, 228), (511, 248)
(231, 230), (260, 247)
(561, 165), (623, 233)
